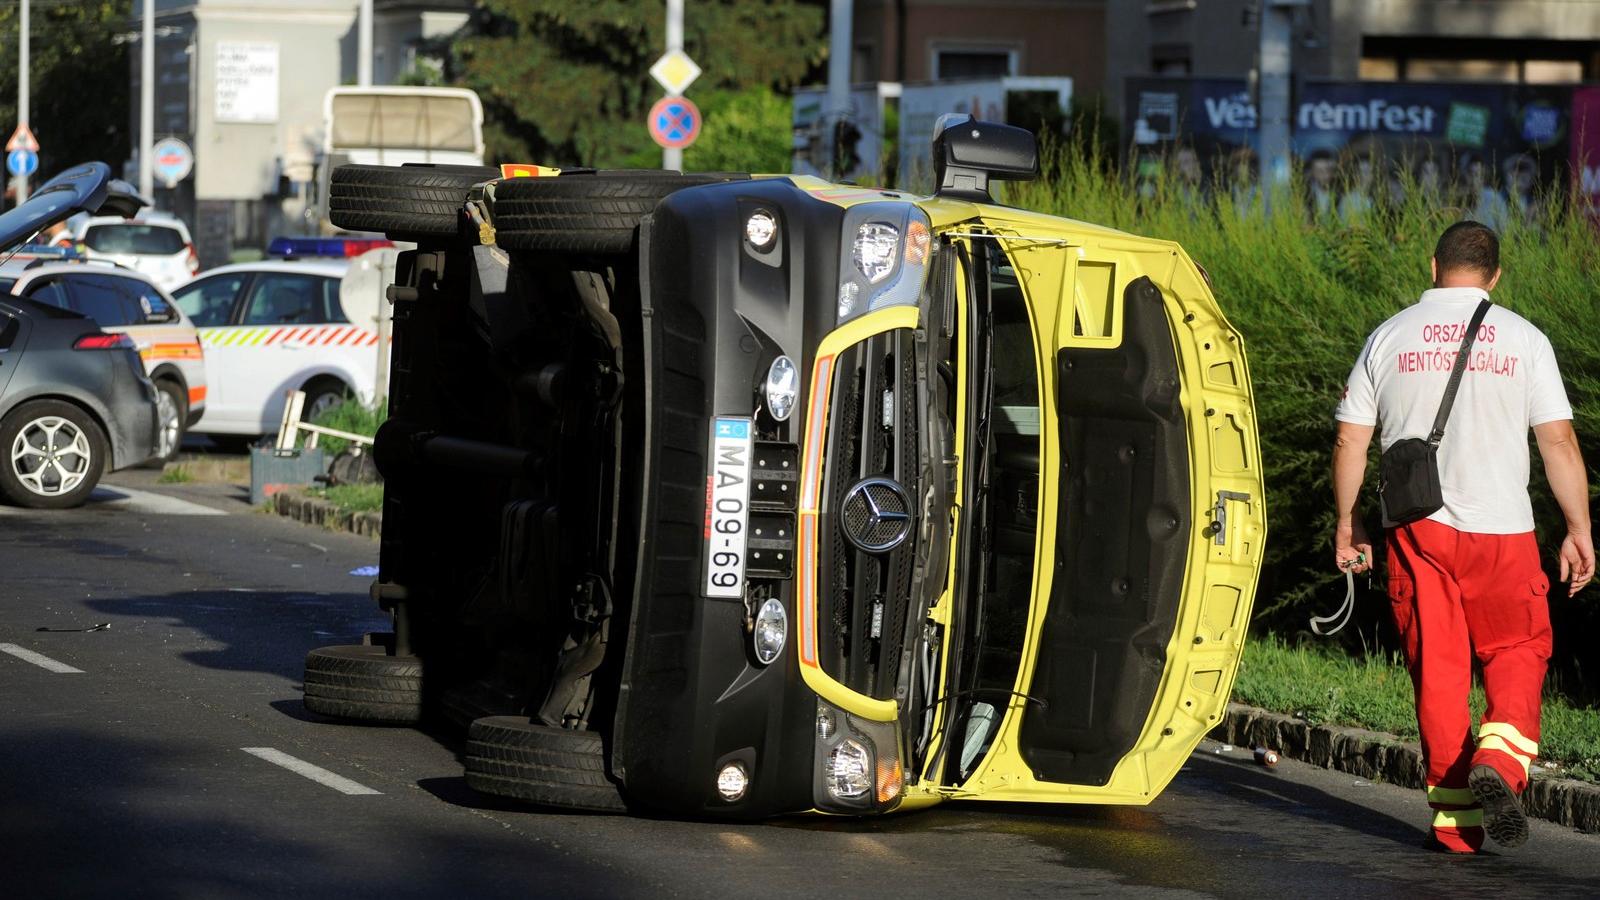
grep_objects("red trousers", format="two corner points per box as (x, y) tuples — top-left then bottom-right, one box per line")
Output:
(1387, 519), (1551, 852)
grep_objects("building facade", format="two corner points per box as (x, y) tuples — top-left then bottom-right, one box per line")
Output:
(852, 0), (1106, 95)
(129, 0), (466, 267)
(1106, 0), (1600, 119)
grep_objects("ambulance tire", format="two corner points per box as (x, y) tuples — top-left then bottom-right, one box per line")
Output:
(493, 172), (749, 254)
(328, 163), (501, 239)
(463, 716), (626, 813)
(303, 644), (424, 724)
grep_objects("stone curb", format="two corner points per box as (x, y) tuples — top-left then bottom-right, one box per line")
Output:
(269, 489), (382, 539)
(1209, 702), (1600, 833)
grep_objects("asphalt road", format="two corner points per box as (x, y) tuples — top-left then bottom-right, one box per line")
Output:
(2, 470), (1598, 899)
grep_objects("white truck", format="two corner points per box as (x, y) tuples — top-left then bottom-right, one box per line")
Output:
(313, 86), (486, 234)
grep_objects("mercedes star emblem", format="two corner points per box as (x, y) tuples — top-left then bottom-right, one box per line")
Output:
(840, 477), (913, 553)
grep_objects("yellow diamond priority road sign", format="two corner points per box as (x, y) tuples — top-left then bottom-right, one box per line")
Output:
(650, 49), (701, 97)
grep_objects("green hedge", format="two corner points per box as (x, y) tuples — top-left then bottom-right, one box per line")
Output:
(1008, 145), (1600, 692)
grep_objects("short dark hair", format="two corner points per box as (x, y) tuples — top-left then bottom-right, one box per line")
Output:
(1434, 221), (1499, 278)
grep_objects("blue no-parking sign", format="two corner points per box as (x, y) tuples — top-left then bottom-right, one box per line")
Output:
(648, 96), (701, 150)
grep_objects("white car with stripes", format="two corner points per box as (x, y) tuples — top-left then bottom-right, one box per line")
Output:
(171, 258), (379, 439)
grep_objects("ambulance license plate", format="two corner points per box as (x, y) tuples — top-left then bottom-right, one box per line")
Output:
(705, 417), (754, 598)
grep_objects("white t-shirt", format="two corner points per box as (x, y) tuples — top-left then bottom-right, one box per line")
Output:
(1335, 286), (1573, 534)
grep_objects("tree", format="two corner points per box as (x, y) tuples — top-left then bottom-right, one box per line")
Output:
(683, 87), (792, 174)
(456, 0), (825, 168)
(0, 1), (131, 190)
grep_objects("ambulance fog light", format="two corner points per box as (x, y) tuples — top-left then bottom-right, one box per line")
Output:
(745, 211), (778, 250)
(763, 356), (798, 422)
(825, 739), (873, 800)
(752, 597), (787, 664)
(716, 762), (750, 801)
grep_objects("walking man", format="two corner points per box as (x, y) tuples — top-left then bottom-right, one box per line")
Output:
(1330, 221), (1593, 853)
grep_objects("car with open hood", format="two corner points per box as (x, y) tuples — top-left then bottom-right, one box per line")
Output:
(0, 163), (162, 507)
(299, 119), (1267, 819)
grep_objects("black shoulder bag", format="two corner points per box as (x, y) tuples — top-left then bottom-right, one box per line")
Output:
(1378, 299), (1492, 528)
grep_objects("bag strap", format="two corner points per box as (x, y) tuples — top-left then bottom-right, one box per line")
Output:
(1428, 299), (1492, 446)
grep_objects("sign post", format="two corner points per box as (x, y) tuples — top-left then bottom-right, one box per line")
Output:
(651, 0), (701, 170)
(14, 0), (29, 204)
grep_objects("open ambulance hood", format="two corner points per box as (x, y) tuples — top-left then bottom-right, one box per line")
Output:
(0, 162), (150, 252)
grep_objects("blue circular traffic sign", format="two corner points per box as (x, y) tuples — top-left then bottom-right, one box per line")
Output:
(648, 96), (701, 150)
(6, 148), (38, 178)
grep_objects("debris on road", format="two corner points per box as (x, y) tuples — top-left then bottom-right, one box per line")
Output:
(35, 623), (110, 633)
(349, 565), (379, 577)
(1254, 746), (1280, 768)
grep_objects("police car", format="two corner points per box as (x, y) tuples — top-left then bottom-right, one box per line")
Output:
(170, 238), (388, 441)
(0, 248), (206, 463)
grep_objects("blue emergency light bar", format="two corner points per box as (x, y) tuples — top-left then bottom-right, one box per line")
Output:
(267, 236), (394, 258)
(10, 243), (83, 260)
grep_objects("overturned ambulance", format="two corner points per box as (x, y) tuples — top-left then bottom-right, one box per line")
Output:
(304, 116), (1266, 818)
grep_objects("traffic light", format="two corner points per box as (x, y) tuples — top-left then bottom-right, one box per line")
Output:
(833, 119), (862, 179)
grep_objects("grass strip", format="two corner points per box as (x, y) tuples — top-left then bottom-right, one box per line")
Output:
(309, 483), (385, 514)
(309, 399), (387, 457)
(1235, 634), (1600, 784)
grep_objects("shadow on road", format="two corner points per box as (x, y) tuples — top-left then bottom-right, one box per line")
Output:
(0, 725), (626, 898)
(80, 589), (386, 682)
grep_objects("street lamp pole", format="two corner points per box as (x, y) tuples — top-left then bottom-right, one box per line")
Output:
(358, 0), (373, 86)
(1257, 0), (1307, 215)
(16, 0), (29, 204)
(826, 0), (852, 181)
(139, 0), (155, 200)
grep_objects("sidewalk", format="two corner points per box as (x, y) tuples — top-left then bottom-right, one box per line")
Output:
(1213, 702), (1600, 833)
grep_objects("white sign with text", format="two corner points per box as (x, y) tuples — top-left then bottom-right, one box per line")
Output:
(215, 42), (279, 124)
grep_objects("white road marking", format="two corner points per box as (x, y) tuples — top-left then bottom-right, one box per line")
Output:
(240, 747), (382, 795)
(90, 485), (228, 516)
(0, 485), (225, 517)
(0, 643), (85, 674)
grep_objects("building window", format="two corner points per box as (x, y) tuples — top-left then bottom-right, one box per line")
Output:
(1151, 42), (1191, 77)
(1407, 58), (1518, 83)
(853, 43), (876, 83)
(932, 45), (1017, 80)
(1359, 57), (1399, 80)
(1525, 60), (1583, 83)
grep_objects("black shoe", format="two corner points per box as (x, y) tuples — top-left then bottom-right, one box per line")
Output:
(1469, 764), (1529, 849)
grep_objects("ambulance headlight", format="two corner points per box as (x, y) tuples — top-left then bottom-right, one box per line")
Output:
(836, 204), (934, 325)
(825, 739), (873, 800)
(813, 699), (906, 811)
(852, 222), (900, 284)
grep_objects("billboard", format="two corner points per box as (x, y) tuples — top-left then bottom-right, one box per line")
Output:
(1126, 77), (1573, 219)
(1571, 86), (1600, 209)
